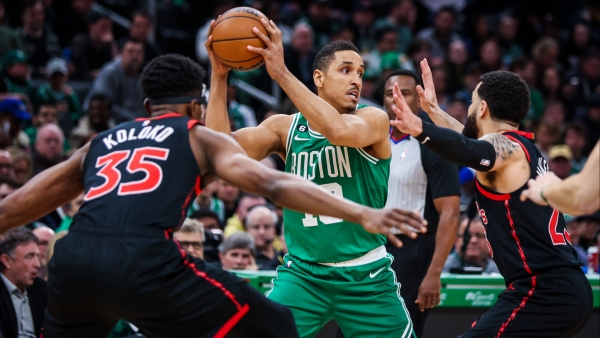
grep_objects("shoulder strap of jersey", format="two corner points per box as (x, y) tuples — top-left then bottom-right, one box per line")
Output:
(502, 130), (543, 178)
(285, 113), (301, 158)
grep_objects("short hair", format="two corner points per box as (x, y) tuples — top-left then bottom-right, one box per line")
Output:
(437, 5), (457, 19)
(89, 93), (112, 109)
(0, 228), (38, 271)
(221, 232), (255, 254)
(509, 57), (531, 73)
(564, 121), (588, 139)
(120, 37), (144, 52)
(0, 176), (22, 190)
(33, 102), (56, 117)
(385, 69), (422, 87)
(375, 26), (396, 43)
(476, 71), (530, 125)
(189, 210), (221, 228)
(132, 8), (152, 23)
(407, 39), (431, 56)
(177, 218), (205, 241)
(313, 40), (360, 72)
(141, 54), (206, 100)
(245, 205), (279, 229)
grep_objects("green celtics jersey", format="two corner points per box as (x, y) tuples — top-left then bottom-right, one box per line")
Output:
(283, 112), (390, 263)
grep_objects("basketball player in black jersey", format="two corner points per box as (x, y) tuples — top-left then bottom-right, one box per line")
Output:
(0, 54), (427, 338)
(390, 59), (593, 337)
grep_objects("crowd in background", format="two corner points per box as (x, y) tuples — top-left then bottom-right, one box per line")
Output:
(0, 0), (599, 301)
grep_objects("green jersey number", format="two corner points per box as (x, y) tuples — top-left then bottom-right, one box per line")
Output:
(302, 183), (344, 227)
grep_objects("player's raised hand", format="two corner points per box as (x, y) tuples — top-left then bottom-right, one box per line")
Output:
(390, 82), (423, 136)
(205, 19), (230, 77)
(361, 208), (427, 247)
(416, 58), (440, 116)
(520, 172), (561, 205)
(248, 18), (287, 80)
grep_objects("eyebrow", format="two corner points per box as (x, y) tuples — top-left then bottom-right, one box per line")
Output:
(338, 61), (365, 69)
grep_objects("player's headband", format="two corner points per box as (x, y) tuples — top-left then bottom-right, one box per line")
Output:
(148, 84), (207, 105)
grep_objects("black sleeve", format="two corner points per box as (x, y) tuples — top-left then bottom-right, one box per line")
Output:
(415, 121), (497, 172)
(421, 145), (461, 199)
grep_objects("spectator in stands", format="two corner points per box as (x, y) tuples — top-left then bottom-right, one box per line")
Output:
(32, 226), (54, 280)
(174, 218), (204, 259)
(223, 194), (266, 238)
(446, 98), (467, 125)
(532, 36), (561, 72)
(445, 40), (469, 93)
(190, 210), (221, 232)
(55, 0), (95, 48)
(215, 179), (239, 221)
(561, 22), (593, 72)
(0, 176), (20, 201)
(542, 100), (566, 127)
(84, 38), (145, 123)
(284, 23), (317, 90)
(0, 149), (11, 178)
(70, 93), (114, 149)
(263, 2), (292, 46)
(350, 1), (376, 52)
(298, 0), (340, 51)
(0, 97), (31, 149)
(70, 12), (118, 80)
(579, 212), (600, 250)
(564, 122), (588, 174)
(18, 0), (61, 78)
(362, 26), (398, 79)
(416, 5), (461, 59)
(23, 103), (59, 147)
(0, 0), (25, 59)
(496, 15), (524, 66)
(54, 193), (84, 232)
(0, 228), (47, 338)
(195, 0), (235, 64)
(511, 58), (544, 122)
(1, 50), (33, 97)
(565, 217), (588, 266)
(374, 0), (416, 54)
(226, 76), (257, 129)
(534, 120), (559, 161)
(6, 147), (32, 184)
(432, 66), (452, 110)
(32, 123), (65, 175)
(187, 180), (225, 223)
(219, 232), (258, 271)
(33, 57), (82, 131)
(245, 205), (283, 270)
(478, 38), (503, 73)
(548, 145), (572, 180)
(118, 9), (161, 66)
(443, 217), (499, 274)
(406, 39), (433, 75)
(572, 47), (600, 118)
(540, 66), (566, 107)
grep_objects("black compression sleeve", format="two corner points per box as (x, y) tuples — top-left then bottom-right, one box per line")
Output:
(414, 121), (497, 172)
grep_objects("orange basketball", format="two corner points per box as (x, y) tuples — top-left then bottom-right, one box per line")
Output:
(211, 7), (269, 71)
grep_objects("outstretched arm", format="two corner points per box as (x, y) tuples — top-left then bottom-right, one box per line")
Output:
(416, 59), (465, 133)
(0, 145), (88, 233)
(521, 141), (600, 215)
(247, 19), (389, 152)
(193, 128), (427, 247)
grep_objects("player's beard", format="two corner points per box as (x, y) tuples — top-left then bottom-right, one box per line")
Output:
(462, 114), (480, 139)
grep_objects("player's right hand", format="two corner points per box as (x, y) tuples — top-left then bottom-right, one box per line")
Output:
(361, 208), (427, 247)
(416, 58), (440, 116)
(205, 19), (230, 77)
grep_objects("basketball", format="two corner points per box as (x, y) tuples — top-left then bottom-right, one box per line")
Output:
(211, 7), (269, 71)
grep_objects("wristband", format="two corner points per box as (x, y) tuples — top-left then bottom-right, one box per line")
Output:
(540, 184), (551, 205)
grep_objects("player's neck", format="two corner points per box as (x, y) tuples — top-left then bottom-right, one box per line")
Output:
(482, 121), (518, 136)
(149, 106), (186, 118)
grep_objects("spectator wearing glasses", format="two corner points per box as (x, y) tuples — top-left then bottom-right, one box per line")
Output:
(245, 205), (283, 270)
(174, 218), (205, 259)
(0, 150), (11, 178)
(0, 176), (20, 202)
(443, 216), (499, 274)
(6, 147), (32, 185)
(32, 226), (54, 280)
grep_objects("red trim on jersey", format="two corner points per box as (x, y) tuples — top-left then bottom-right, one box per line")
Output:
(505, 200), (533, 275)
(390, 133), (410, 144)
(179, 176), (201, 225)
(194, 175), (202, 196)
(214, 304), (250, 338)
(496, 276), (537, 337)
(188, 119), (200, 130)
(476, 180), (510, 201)
(503, 130), (534, 140)
(135, 112), (182, 122)
(504, 134), (531, 162)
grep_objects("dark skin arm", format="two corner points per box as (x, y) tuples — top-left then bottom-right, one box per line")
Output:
(189, 126), (427, 246)
(416, 196), (460, 311)
(0, 144), (88, 233)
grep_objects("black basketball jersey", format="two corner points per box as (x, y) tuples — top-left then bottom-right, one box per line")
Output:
(74, 113), (202, 230)
(474, 131), (581, 284)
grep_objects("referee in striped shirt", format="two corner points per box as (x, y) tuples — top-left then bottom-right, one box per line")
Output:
(384, 70), (461, 337)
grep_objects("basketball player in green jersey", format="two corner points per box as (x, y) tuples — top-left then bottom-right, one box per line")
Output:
(205, 19), (422, 338)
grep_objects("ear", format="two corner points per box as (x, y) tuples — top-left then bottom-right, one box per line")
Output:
(478, 100), (489, 120)
(0, 253), (11, 270)
(313, 69), (324, 89)
(143, 99), (151, 114)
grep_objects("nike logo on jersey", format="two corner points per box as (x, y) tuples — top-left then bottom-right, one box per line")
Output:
(421, 137), (430, 144)
(294, 135), (310, 141)
(369, 267), (386, 278)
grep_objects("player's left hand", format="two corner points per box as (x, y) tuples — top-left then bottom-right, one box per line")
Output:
(205, 19), (230, 77)
(520, 172), (561, 205)
(416, 274), (441, 311)
(248, 18), (287, 80)
(361, 208), (427, 248)
(390, 82), (423, 136)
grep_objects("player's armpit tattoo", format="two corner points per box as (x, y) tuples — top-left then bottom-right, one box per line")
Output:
(487, 134), (519, 160)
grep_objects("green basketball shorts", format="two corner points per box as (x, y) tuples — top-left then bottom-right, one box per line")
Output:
(267, 247), (416, 338)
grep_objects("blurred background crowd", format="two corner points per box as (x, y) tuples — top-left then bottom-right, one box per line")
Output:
(0, 2), (599, 333)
